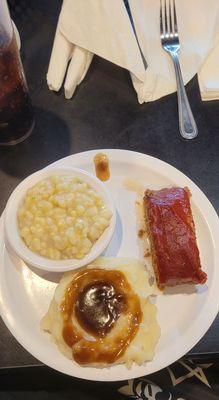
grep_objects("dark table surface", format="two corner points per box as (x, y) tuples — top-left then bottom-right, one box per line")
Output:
(0, 0), (219, 369)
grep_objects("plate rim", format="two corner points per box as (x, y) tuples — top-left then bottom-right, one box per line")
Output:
(0, 149), (219, 381)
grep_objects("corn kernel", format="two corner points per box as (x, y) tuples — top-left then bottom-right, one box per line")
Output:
(76, 205), (85, 216)
(20, 227), (30, 238)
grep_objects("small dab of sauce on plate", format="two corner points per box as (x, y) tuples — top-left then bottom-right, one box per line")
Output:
(94, 153), (110, 181)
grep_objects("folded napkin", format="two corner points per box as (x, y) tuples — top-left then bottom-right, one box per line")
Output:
(198, 45), (219, 101)
(47, 0), (219, 103)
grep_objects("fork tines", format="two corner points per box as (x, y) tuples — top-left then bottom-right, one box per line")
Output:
(160, 0), (178, 38)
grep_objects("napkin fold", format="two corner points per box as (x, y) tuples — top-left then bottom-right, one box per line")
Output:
(47, 0), (219, 103)
(198, 45), (219, 101)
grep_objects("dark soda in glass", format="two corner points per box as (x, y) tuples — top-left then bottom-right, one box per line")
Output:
(0, 2), (34, 145)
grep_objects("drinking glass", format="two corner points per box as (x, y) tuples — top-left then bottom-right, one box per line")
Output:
(0, 0), (34, 145)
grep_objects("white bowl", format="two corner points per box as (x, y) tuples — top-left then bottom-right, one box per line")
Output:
(4, 167), (116, 272)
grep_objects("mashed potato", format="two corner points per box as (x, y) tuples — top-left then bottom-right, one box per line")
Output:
(41, 257), (160, 368)
(17, 175), (112, 260)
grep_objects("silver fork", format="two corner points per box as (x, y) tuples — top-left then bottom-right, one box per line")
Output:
(160, 0), (198, 139)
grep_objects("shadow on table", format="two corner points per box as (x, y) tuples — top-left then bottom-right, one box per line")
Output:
(0, 107), (71, 179)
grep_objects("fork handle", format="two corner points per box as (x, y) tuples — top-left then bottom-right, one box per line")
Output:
(171, 53), (198, 139)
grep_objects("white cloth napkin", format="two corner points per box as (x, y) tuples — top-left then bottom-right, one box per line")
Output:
(198, 45), (219, 101)
(47, 0), (219, 103)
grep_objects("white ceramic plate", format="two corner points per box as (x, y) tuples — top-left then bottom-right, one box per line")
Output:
(12, 20), (21, 50)
(0, 149), (219, 382)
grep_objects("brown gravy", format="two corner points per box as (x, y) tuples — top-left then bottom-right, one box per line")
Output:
(61, 268), (142, 365)
(75, 281), (126, 337)
(94, 153), (110, 181)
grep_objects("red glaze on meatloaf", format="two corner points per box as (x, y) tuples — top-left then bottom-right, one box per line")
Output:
(143, 187), (207, 288)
